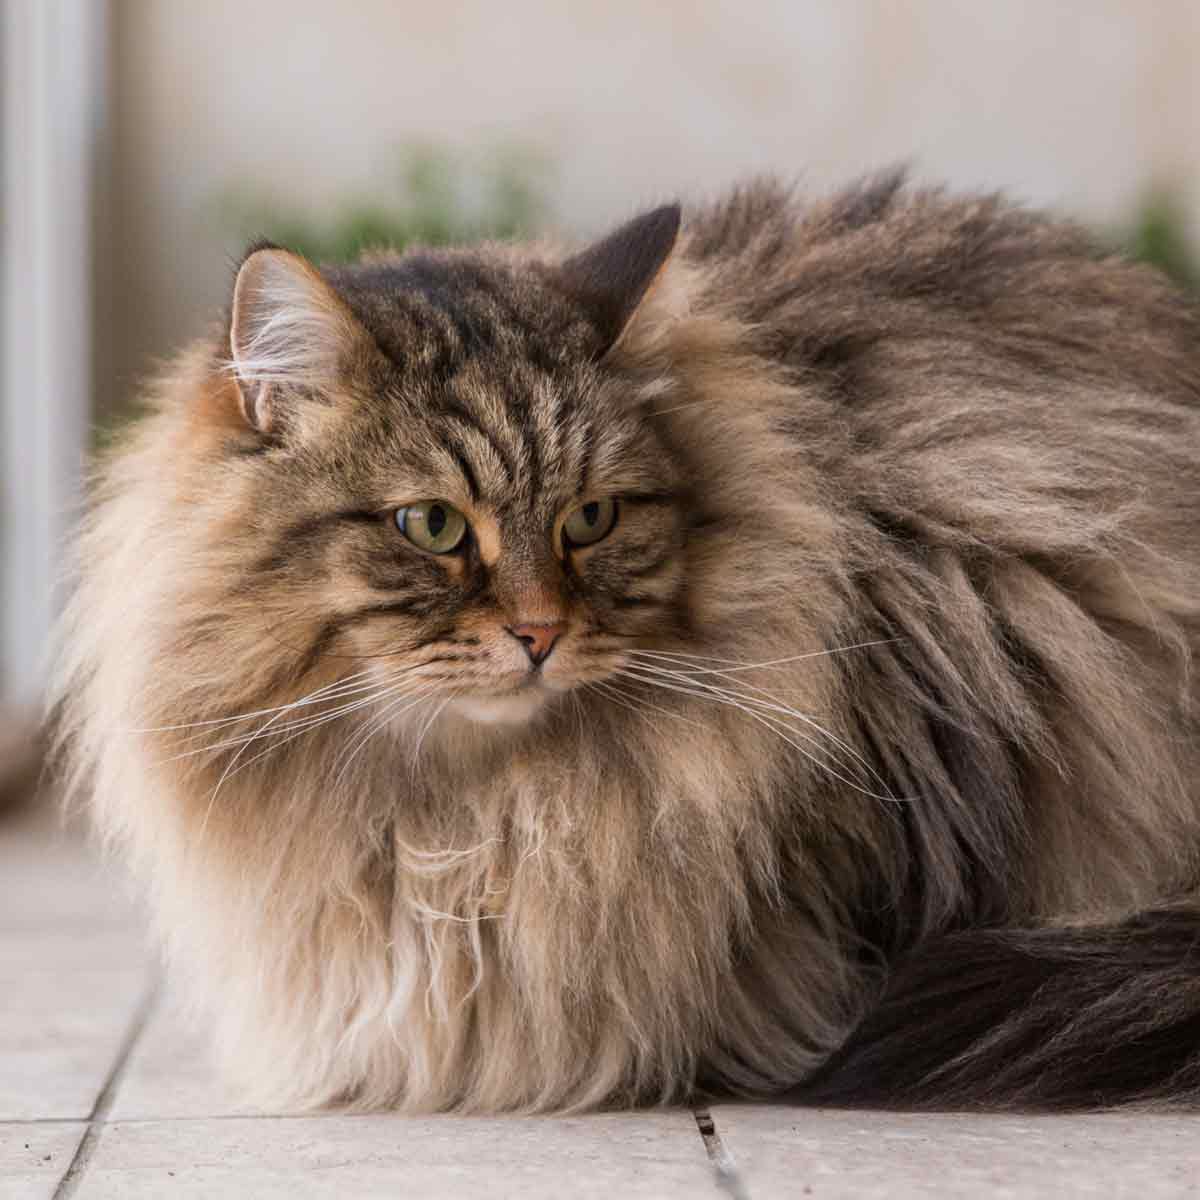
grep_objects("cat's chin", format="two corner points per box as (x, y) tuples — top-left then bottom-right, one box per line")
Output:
(450, 687), (551, 726)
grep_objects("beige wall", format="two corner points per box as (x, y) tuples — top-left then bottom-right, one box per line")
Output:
(100, 0), (1200, 414)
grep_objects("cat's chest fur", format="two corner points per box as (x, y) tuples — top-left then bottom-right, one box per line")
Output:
(236, 721), (797, 1109)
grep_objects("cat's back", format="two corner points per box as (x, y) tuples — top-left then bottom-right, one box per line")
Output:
(680, 174), (1200, 572)
(685, 172), (1200, 403)
(673, 176), (1200, 921)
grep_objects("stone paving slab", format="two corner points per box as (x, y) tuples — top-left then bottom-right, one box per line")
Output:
(709, 1104), (1200, 1198)
(0, 1122), (88, 1200)
(1, 812), (150, 1125)
(1, 815), (142, 949)
(108, 992), (257, 1124)
(70, 1112), (719, 1199)
(106, 997), (720, 1196)
(0, 967), (147, 1122)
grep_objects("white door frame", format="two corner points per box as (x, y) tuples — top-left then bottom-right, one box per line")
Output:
(1, 0), (106, 703)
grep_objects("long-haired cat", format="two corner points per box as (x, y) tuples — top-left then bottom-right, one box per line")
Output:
(53, 172), (1200, 1112)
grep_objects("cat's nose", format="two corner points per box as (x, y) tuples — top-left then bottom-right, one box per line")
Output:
(506, 622), (566, 667)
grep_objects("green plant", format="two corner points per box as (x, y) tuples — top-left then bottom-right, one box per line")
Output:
(216, 142), (553, 263)
(1122, 187), (1200, 293)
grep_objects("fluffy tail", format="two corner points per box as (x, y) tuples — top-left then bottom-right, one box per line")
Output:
(800, 905), (1200, 1109)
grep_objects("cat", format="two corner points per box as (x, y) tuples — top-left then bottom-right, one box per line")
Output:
(52, 171), (1200, 1113)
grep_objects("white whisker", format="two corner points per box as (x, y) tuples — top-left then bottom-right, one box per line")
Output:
(623, 657), (895, 798)
(198, 665), (437, 837)
(166, 672), (406, 747)
(648, 398), (713, 417)
(331, 688), (435, 790)
(218, 676), (428, 781)
(150, 675), (414, 767)
(622, 662), (870, 781)
(627, 638), (903, 675)
(410, 694), (456, 783)
(616, 664), (901, 803)
(125, 669), (379, 735)
(587, 678), (705, 731)
(148, 662), (435, 766)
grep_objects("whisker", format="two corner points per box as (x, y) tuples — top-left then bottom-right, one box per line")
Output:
(410, 693), (457, 783)
(616, 665), (900, 803)
(198, 666), (439, 837)
(127, 669), (380, 735)
(587, 678), (706, 730)
(134, 642), (479, 739)
(627, 638), (903, 675)
(216, 676), (429, 781)
(619, 663), (840, 772)
(168, 673), (409, 746)
(151, 677), (415, 765)
(584, 679), (660, 729)
(623, 668), (892, 800)
(148, 667), (426, 767)
(621, 662), (876, 784)
(331, 687), (436, 790)
(624, 657), (894, 797)
(648, 398), (712, 417)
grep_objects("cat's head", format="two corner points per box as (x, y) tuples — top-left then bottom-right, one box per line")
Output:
(60, 185), (850, 845)
(205, 204), (697, 727)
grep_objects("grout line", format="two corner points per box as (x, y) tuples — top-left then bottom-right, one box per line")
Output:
(692, 1105), (753, 1200)
(2, 1118), (87, 1126)
(9, 1110), (350, 1127)
(10, 1111), (306, 1127)
(52, 971), (161, 1199)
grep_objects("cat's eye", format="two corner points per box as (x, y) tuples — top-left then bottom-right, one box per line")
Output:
(395, 501), (468, 554)
(562, 498), (618, 548)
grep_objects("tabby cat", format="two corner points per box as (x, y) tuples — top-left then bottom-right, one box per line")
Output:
(54, 173), (1200, 1112)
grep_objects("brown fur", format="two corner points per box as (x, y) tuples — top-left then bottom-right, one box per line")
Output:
(52, 173), (1200, 1111)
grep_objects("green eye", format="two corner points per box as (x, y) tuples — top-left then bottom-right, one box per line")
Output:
(395, 501), (468, 554)
(562, 498), (618, 548)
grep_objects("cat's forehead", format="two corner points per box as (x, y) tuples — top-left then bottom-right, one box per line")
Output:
(317, 254), (665, 507)
(325, 250), (597, 383)
(305, 250), (678, 513)
(357, 356), (653, 513)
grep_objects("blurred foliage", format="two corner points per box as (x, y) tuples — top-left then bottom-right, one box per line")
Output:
(1121, 187), (1200, 293)
(220, 149), (1200, 299)
(92, 142), (554, 448)
(217, 142), (554, 263)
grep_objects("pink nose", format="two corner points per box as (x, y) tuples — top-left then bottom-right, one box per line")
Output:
(506, 622), (566, 667)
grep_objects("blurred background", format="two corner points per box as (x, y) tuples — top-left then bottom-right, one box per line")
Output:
(3, 0), (1200, 811)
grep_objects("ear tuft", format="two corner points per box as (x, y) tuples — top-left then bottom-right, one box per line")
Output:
(229, 247), (360, 432)
(554, 203), (682, 357)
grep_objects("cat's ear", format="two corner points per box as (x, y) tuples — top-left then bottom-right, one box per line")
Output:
(554, 203), (682, 357)
(228, 244), (366, 433)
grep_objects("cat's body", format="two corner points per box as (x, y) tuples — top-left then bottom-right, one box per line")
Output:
(55, 174), (1200, 1111)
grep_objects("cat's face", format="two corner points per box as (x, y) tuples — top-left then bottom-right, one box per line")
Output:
(272, 358), (688, 726)
(218, 209), (691, 727)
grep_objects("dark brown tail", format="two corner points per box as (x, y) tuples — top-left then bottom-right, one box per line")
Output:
(800, 905), (1200, 1109)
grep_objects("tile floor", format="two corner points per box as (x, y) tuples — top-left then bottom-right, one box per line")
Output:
(4, 806), (1198, 1198)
